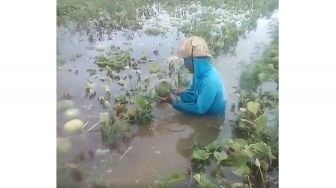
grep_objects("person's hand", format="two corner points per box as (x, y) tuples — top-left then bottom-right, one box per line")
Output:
(172, 89), (182, 95)
(158, 94), (173, 104)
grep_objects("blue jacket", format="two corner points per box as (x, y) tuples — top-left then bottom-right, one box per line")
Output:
(172, 57), (227, 116)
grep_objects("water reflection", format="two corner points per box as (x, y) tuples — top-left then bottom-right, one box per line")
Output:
(170, 113), (224, 158)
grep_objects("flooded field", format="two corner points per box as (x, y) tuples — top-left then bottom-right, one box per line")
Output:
(57, 1), (278, 187)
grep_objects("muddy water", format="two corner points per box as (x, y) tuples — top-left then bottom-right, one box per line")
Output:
(57, 8), (278, 187)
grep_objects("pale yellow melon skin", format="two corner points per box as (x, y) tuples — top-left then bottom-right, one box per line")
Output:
(57, 137), (71, 154)
(63, 108), (80, 120)
(57, 100), (74, 111)
(64, 119), (83, 134)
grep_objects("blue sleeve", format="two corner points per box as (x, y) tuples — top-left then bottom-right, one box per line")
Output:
(172, 84), (217, 115)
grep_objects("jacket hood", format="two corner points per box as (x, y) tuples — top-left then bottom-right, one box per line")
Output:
(193, 57), (213, 78)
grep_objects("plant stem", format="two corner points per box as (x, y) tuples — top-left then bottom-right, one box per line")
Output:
(87, 121), (100, 132)
(247, 175), (252, 188)
(82, 121), (90, 129)
(258, 166), (265, 185)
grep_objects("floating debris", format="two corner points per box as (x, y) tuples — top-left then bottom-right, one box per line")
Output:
(153, 49), (159, 55)
(86, 69), (97, 76)
(85, 88), (96, 99)
(120, 146), (133, 159)
(96, 148), (110, 155)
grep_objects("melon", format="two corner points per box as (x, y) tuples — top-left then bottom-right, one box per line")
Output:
(57, 137), (71, 154)
(95, 45), (105, 52)
(64, 119), (83, 134)
(63, 108), (80, 120)
(57, 100), (74, 111)
(155, 80), (172, 97)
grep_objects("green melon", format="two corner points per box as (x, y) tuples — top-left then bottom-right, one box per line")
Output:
(57, 100), (74, 111)
(57, 137), (71, 154)
(63, 108), (80, 120)
(155, 80), (172, 97)
(64, 119), (83, 134)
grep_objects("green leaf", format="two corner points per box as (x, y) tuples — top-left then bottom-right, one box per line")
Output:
(248, 142), (274, 159)
(133, 95), (147, 108)
(247, 101), (260, 115)
(257, 72), (268, 82)
(230, 141), (242, 152)
(167, 173), (185, 183)
(214, 151), (228, 164)
(241, 148), (254, 158)
(231, 165), (250, 176)
(204, 140), (222, 152)
(235, 139), (248, 147)
(192, 150), (209, 160)
(254, 113), (268, 133)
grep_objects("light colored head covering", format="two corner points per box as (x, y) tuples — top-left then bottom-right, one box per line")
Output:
(177, 36), (212, 58)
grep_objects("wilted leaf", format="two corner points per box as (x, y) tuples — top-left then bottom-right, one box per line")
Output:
(247, 101), (260, 115)
(193, 173), (215, 188)
(193, 173), (201, 184)
(192, 149), (209, 160)
(255, 158), (260, 168)
(214, 151), (228, 164)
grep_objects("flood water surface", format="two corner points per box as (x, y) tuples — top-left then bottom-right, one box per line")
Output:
(57, 3), (278, 187)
